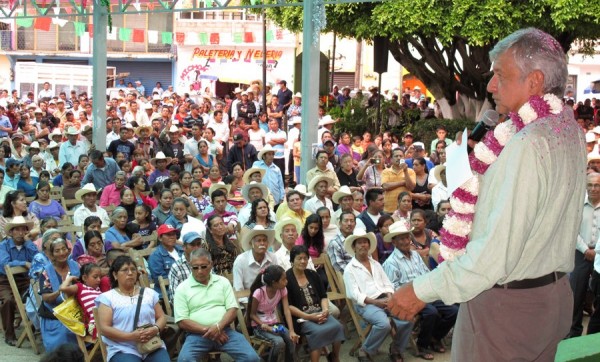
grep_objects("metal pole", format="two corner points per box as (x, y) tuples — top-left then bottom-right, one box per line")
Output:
(262, 10), (267, 113)
(299, 0), (320, 183)
(92, 1), (107, 152)
(330, 32), (336, 91)
(376, 72), (382, 132)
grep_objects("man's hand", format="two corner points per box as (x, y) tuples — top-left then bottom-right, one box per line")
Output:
(389, 282), (426, 320)
(584, 249), (596, 262)
(203, 324), (221, 341)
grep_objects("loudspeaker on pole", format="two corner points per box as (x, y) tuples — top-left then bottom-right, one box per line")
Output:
(373, 36), (389, 74)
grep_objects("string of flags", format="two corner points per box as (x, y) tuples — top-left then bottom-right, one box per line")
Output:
(14, 14), (285, 45)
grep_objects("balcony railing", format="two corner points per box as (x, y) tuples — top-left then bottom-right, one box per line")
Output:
(0, 29), (172, 54)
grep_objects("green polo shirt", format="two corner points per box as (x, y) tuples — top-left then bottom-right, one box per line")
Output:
(174, 273), (238, 326)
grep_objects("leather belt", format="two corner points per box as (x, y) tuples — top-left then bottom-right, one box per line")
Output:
(493, 272), (566, 289)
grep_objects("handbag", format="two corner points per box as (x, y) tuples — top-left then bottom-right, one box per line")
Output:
(133, 287), (163, 355)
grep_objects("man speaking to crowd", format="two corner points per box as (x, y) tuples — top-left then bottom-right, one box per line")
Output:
(390, 28), (587, 360)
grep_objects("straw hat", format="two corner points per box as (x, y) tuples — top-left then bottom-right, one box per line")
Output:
(383, 221), (414, 243)
(332, 185), (353, 204)
(433, 165), (446, 182)
(50, 129), (62, 138)
(167, 125), (180, 133)
(81, 125), (93, 135)
(65, 126), (79, 136)
(150, 152), (172, 167)
(274, 217), (303, 244)
(208, 182), (231, 197)
(288, 116), (302, 125)
(5, 216), (34, 234)
(344, 229), (377, 256)
(307, 175), (333, 194)
(318, 115), (337, 127)
(135, 124), (153, 137)
(242, 167), (266, 184)
(257, 144), (276, 160)
(293, 92), (302, 98)
(47, 140), (60, 149)
(27, 141), (40, 150)
(75, 183), (98, 202)
(293, 184), (312, 198)
(241, 225), (275, 251)
(241, 181), (269, 203)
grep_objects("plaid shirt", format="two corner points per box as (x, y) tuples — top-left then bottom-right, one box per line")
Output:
(327, 232), (353, 273)
(168, 256), (191, 304)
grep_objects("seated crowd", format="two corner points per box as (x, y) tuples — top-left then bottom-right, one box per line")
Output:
(0, 85), (462, 362)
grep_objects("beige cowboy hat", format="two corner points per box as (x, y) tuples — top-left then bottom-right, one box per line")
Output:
(242, 167), (266, 185)
(332, 185), (353, 204)
(241, 225), (275, 251)
(274, 217), (303, 244)
(208, 182), (232, 197)
(307, 175), (333, 194)
(241, 181), (269, 203)
(257, 144), (276, 160)
(150, 152), (172, 167)
(344, 229), (377, 256)
(75, 183), (98, 202)
(5, 216), (34, 234)
(383, 221), (414, 243)
(50, 128), (62, 138)
(318, 115), (337, 127)
(293, 92), (302, 98)
(65, 126), (80, 136)
(288, 116), (302, 126)
(135, 124), (153, 137)
(433, 165), (446, 182)
(27, 141), (40, 150)
(47, 140), (60, 149)
(167, 125), (180, 133)
(143, 102), (154, 110)
(293, 184), (312, 198)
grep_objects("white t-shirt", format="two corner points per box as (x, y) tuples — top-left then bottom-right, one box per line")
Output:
(248, 128), (266, 151)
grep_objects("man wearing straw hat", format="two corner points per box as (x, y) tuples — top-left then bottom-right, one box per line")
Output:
(253, 144), (285, 206)
(73, 183), (111, 228)
(238, 180), (274, 227)
(232, 225), (279, 293)
(382, 221), (457, 358)
(0, 216), (37, 346)
(343, 229), (412, 361)
(304, 175), (334, 215)
(331, 186), (366, 231)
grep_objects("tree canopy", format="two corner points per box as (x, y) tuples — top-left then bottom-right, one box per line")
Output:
(259, 0), (600, 119)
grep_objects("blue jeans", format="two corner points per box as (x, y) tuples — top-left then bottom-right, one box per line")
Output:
(253, 325), (296, 362)
(177, 328), (260, 362)
(355, 304), (412, 355)
(110, 349), (169, 362)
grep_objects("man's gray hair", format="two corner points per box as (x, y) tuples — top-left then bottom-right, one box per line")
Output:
(115, 171), (126, 178)
(490, 28), (567, 97)
(189, 248), (212, 262)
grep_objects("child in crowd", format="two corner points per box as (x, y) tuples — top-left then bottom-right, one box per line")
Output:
(248, 265), (298, 362)
(59, 262), (103, 338)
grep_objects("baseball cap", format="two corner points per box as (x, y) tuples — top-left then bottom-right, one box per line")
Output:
(323, 139), (335, 146)
(6, 158), (21, 168)
(157, 224), (178, 236)
(182, 232), (203, 244)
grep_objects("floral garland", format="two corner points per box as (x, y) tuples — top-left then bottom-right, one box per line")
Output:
(438, 94), (563, 261)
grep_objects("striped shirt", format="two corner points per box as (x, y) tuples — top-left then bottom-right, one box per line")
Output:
(382, 248), (430, 290)
(77, 282), (102, 337)
(168, 257), (192, 304)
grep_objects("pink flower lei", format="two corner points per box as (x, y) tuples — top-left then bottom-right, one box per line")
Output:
(438, 94), (563, 261)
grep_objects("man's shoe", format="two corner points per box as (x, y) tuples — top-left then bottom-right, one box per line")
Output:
(5, 338), (17, 346)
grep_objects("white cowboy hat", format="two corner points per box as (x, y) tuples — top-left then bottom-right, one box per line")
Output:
(293, 184), (312, 198)
(234, 87), (242, 94)
(433, 165), (446, 182)
(332, 185), (353, 204)
(288, 116), (302, 125)
(65, 126), (80, 135)
(152, 95), (161, 101)
(50, 129), (62, 138)
(242, 167), (266, 185)
(47, 140), (60, 149)
(318, 115), (337, 127)
(383, 221), (414, 243)
(27, 141), (40, 150)
(208, 182), (232, 197)
(168, 125), (180, 133)
(75, 183), (98, 202)
(150, 152), (172, 167)
(5, 216), (34, 234)
(143, 102), (153, 110)
(118, 102), (128, 108)
(307, 175), (333, 194)
(257, 144), (276, 160)
(274, 217), (303, 244)
(33, 108), (43, 114)
(241, 225), (275, 251)
(293, 92), (302, 98)
(241, 181), (269, 203)
(344, 229), (377, 256)
(586, 132), (596, 143)
(588, 151), (600, 162)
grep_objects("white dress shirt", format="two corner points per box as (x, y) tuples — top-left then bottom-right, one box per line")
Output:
(343, 257), (394, 307)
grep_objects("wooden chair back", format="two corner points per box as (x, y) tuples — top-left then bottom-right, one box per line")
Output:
(129, 247), (156, 287)
(49, 186), (63, 201)
(336, 270), (373, 356)
(3, 265), (41, 354)
(140, 231), (158, 249)
(313, 253), (345, 301)
(92, 307), (108, 361)
(76, 334), (102, 362)
(157, 276), (172, 317)
(62, 197), (82, 210)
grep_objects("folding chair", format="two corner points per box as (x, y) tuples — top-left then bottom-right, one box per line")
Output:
(234, 289), (273, 357)
(157, 276), (172, 317)
(57, 225), (81, 245)
(92, 307), (108, 362)
(76, 334), (102, 362)
(61, 197), (82, 211)
(49, 186), (63, 202)
(140, 231), (158, 249)
(128, 247), (156, 288)
(3, 265), (41, 354)
(336, 270), (373, 356)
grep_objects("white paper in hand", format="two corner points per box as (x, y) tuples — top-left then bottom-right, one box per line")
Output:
(446, 128), (473, 195)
